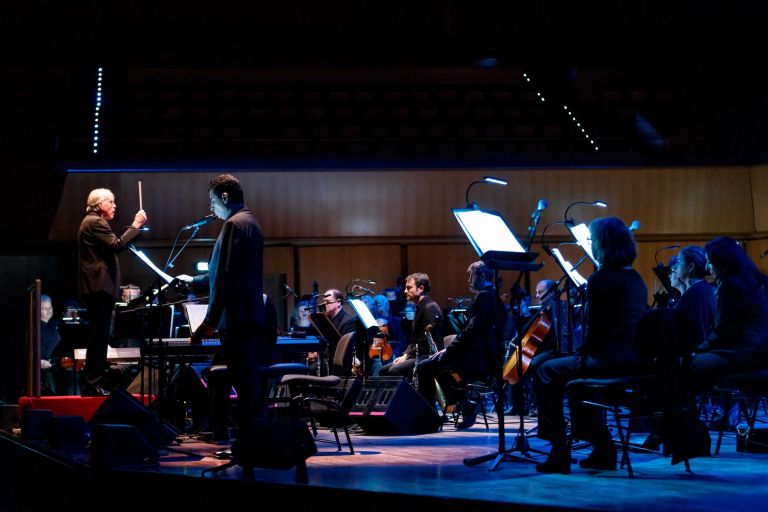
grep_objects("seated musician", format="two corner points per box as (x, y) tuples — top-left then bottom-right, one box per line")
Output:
(417, 261), (506, 430)
(506, 279), (560, 417)
(379, 273), (443, 380)
(534, 217), (649, 473)
(308, 289), (358, 375)
(688, 237), (768, 388)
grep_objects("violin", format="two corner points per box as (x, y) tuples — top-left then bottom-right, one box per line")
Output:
(368, 324), (393, 361)
(502, 310), (552, 384)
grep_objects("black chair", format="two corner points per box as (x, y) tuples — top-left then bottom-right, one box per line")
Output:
(277, 332), (362, 453)
(204, 361), (310, 442)
(564, 309), (708, 478)
(706, 369), (768, 455)
(438, 334), (494, 431)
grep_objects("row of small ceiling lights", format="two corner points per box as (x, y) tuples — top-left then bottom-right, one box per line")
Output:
(522, 72), (598, 151)
(92, 67), (103, 154)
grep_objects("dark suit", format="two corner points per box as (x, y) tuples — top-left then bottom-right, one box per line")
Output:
(77, 212), (140, 381)
(417, 286), (505, 406)
(192, 206), (269, 424)
(379, 296), (442, 379)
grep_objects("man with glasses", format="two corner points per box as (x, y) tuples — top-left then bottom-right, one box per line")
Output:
(77, 188), (147, 396)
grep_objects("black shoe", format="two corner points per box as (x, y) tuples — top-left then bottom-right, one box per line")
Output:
(214, 448), (232, 460)
(536, 444), (571, 474)
(80, 385), (110, 397)
(457, 400), (478, 430)
(640, 433), (662, 451)
(579, 444), (617, 470)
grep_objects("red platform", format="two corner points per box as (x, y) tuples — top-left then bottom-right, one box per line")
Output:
(18, 394), (153, 422)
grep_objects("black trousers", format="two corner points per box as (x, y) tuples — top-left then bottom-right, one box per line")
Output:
(220, 326), (272, 429)
(83, 292), (116, 383)
(534, 354), (623, 447)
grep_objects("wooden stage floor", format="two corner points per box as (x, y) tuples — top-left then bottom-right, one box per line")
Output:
(3, 410), (768, 512)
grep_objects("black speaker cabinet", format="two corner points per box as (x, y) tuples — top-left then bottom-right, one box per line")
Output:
(89, 423), (157, 468)
(351, 377), (441, 435)
(89, 387), (178, 449)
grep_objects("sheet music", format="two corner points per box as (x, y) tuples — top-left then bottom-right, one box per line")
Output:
(182, 303), (209, 335)
(348, 298), (379, 329)
(550, 247), (588, 288)
(453, 209), (526, 255)
(567, 222), (598, 265)
(129, 246), (174, 284)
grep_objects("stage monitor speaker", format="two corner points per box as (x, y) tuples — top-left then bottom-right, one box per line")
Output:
(89, 423), (157, 469)
(351, 377), (441, 435)
(21, 408), (53, 441)
(49, 415), (90, 452)
(89, 387), (178, 449)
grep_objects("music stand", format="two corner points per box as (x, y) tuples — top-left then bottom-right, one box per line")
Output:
(347, 297), (382, 381)
(309, 313), (342, 376)
(546, 246), (588, 355)
(126, 246), (181, 414)
(452, 208), (542, 471)
(566, 222), (599, 267)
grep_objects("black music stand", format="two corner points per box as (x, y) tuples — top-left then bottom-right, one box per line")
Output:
(127, 246), (186, 416)
(452, 208), (543, 471)
(309, 313), (342, 376)
(348, 297), (381, 381)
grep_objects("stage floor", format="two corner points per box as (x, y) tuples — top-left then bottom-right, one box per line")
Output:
(140, 412), (767, 512)
(3, 406), (768, 512)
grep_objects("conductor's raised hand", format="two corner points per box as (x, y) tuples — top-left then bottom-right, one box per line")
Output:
(132, 210), (148, 229)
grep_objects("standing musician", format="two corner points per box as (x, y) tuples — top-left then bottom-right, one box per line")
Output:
(379, 273), (442, 380)
(534, 217), (648, 473)
(417, 261), (507, 429)
(177, 173), (271, 432)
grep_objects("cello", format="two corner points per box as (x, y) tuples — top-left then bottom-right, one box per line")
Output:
(368, 322), (393, 362)
(502, 302), (553, 385)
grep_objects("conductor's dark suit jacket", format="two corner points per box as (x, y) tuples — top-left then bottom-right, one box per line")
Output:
(78, 212), (140, 299)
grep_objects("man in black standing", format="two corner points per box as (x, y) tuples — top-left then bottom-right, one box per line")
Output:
(78, 188), (146, 396)
(178, 174), (270, 431)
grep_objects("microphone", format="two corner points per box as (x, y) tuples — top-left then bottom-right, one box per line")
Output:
(182, 214), (216, 231)
(352, 284), (375, 295)
(531, 199), (548, 220)
(283, 283), (299, 298)
(629, 220), (641, 232)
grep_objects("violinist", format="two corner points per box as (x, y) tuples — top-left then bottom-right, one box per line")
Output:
(670, 247), (716, 352)
(534, 217), (648, 473)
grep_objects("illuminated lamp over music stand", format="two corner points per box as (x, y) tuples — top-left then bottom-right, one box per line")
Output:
(464, 176), (508, 209)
